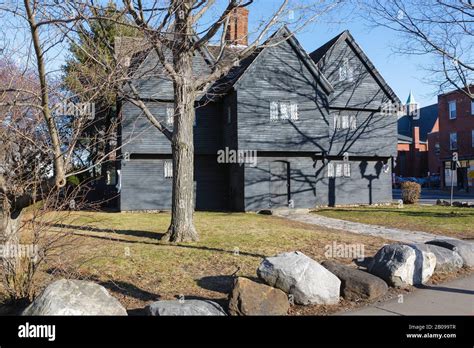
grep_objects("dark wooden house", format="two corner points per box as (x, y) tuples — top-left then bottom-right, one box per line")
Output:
(116, 15), (400, 212)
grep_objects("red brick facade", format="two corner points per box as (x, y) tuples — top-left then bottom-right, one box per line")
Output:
(431, 86), (474, 189)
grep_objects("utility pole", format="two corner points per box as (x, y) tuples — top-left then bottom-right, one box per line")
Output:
(450, 152), (459, 206)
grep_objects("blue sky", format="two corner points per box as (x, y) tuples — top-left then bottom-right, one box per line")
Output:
(247, 1), (439, 107)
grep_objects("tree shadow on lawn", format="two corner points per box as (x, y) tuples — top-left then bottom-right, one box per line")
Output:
(48, 223), (163, 240)
(55, 224), (267, 259)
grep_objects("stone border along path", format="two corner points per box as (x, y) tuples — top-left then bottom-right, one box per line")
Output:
(274, 209), (460, 244)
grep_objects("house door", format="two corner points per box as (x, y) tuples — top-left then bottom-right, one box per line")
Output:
(270, 161), (290, 208)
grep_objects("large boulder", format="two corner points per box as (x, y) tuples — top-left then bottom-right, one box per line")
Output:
(228, 277), (289, 316)
(146, 300), (226, 316)
(23, 279), (127, 316)
(257, 251), (341, 305)
(321, 260), (388, 300)
(406, 243), (463, 273)
(368, 244), (436, 287)
(426, 239), (474, 267)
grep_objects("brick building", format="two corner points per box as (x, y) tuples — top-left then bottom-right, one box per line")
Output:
(396, 92), (438, 178)
(428, 86), (474, 190)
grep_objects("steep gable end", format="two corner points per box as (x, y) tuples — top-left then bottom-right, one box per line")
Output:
(311, 31), (400, 110)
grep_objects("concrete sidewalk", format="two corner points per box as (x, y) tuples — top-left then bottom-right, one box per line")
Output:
(274, 209), (457, 244)
(340, 274), (474, 316)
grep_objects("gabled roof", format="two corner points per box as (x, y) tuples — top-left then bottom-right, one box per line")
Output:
(310, 30), (401, 105)
(207, 26), (334, 98)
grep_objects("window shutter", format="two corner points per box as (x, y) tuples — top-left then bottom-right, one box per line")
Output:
(270, 101), (279, 121)
(327, 163), (335, 178)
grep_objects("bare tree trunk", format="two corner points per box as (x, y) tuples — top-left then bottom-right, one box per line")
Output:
(163, 71), (199, 242)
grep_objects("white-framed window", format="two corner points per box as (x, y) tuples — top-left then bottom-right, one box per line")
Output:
(279, 101), (290, 120)
(448, 100), (457, 119)
(471, 100), (474, 115)
(327, 163), (335, 178)
(270, 101), (279, 121)
(450, 132), (457, 150)
(350, 115), (357, 130)
(270, 101), (298, 121)
(334, 115), (355, 130)
(328, 162), (351, 178)
(343, 162), (351, 177)
(290, 103), (299, 120)
(166, 106), (174, 126)
(164, 161), (173, 178)
(226, 105), (232, 124)
(338, 58), (354, 82)
(335, 163), (343, 178)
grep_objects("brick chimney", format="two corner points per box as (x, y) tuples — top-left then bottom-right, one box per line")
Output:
(225, 7), (249, 46)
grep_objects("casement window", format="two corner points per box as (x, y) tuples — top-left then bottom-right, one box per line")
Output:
(338, 58), (354, 82)
(270, 101), (298, 121)
(448, 100), (457, 119)
(471, 100), (474, 115)
(335, 163), (343, 178)
(226, 105), (232, 124)
(435, 142), (440, 155)
(349, 115), (357, 130)
(472, 130), (474, 148)
(328, 162), (351, 178)
(334, 115), (356, 130)
(343, 162), (351, 177)
(327, 163), (335, 178)
(164, 161), (173, 178)
(450, 132), (457, 150)
(166, 106), (174, 126)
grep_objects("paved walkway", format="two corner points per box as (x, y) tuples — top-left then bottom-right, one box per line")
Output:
(340, 274), (474, 315)
(274, 209), (458, 244)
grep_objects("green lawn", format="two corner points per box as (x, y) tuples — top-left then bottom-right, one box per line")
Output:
(313, 205), (474, 240)
(16, 211), (393, 312)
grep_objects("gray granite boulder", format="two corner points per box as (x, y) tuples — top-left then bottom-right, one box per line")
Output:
(257, 251), (341, 305)
(368, 244), (436, 287)
(146, 300), (226, 316)
(23, 279), (127, 316)
(322, 260), (388, 300)
(406, 243), (463, 272)
(426, 239), (474, 267)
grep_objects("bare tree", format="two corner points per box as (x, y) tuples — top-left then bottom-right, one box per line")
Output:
(360, 0), (473, 97)
(56, 0), (343, 242)
(0, 1), (119, 299)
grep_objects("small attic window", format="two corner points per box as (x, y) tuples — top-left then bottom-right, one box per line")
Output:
(338, 58), (354, 82)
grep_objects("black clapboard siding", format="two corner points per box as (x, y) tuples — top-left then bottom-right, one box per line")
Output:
(327, 110), (398, 157)
(120, 158), (172, 211)
(242, 155), (393, 210)
(121, 100), (223, 155)
(318, 38), (392, 110)
(235, 40), (330, 152)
